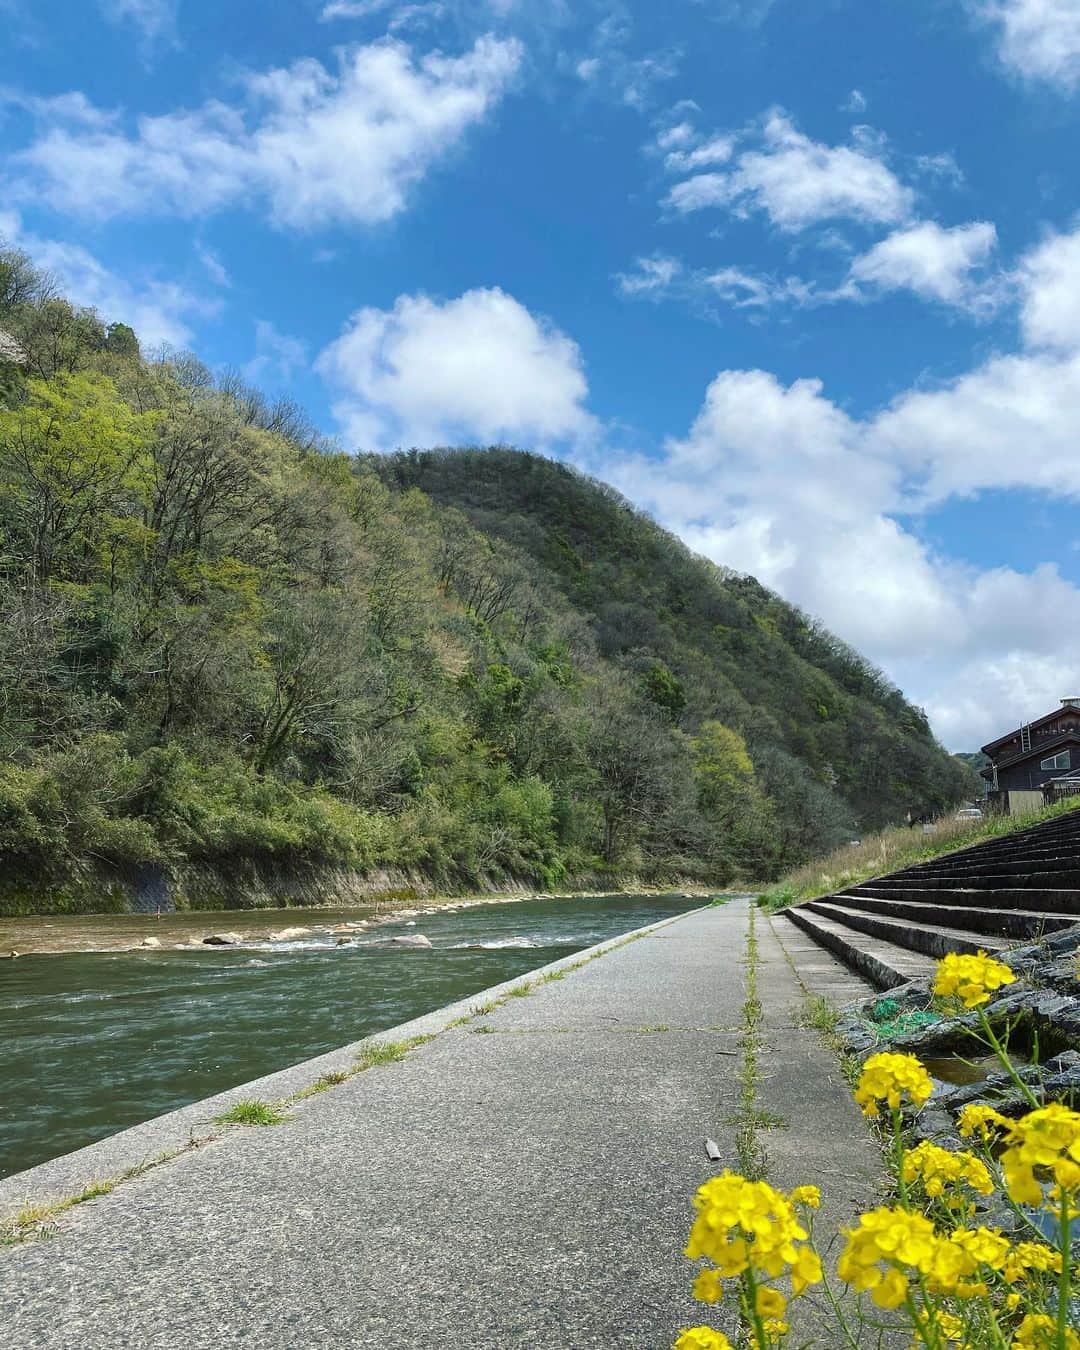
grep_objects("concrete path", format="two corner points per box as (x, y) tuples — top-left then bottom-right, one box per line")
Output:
(1, 902), (883, 1349)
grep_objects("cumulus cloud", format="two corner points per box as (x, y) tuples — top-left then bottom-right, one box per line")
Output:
(663, 109), (914, 230)
(847, 220), (999, 306)
(592, 219), (1080, 747)
(316, 286), (595, 450)
(972, 0), (1080, 90)
(1017, 226), (1080, 348)
(7, 35), (522, 229)
(0, 211), (218, 348)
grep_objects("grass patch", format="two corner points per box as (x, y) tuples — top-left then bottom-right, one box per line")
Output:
(733, 904), (768, 1181)
(214, 1099), (287, 1127)
(2, 1180), (118, 1246)
(290, 1070), (351, 1101)
(758, 795), (1080, 911)
(506, 983), (533, 999)
(470, 1024), (496, 1035)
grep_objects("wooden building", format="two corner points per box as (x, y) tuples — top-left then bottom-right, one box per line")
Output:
(981, 697), (1080, 813)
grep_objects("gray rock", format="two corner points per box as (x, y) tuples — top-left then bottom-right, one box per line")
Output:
(139, 937), (162, 949)
(268, 926), (311, 941)
(202, 932), (243, 946)
(389, 934), (433, 949)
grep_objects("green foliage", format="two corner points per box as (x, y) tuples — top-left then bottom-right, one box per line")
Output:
(0, 275), (971, 910)
(214, 1099), (287, 1126)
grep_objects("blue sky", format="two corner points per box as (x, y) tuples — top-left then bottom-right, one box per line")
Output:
(4, 0), (1080, 749)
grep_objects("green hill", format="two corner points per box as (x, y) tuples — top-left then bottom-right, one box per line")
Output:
(0, 242), (969, 911)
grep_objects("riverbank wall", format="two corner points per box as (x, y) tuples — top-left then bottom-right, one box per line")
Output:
(0, 857), (717, 918)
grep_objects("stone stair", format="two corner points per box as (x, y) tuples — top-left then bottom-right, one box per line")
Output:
(780, 808), (1080, 991)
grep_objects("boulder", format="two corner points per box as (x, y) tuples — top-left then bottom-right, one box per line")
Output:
(139, 937), (162, 949)
(390, 934), (433, 949)
(268, 926), (311, 942)
(203, 932), (243, 946)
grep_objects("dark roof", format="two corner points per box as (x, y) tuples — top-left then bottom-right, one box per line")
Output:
(982, 703), (1080, 755)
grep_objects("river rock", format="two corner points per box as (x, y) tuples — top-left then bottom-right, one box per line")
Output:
(268, 926), (311, 941)
(139, 937), (162, 948)
(390, 934), (433, 949)
(203, 932), (243, 946)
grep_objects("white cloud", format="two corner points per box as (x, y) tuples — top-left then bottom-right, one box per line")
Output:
(1017, 226), (1080, 348)
(1, 211), (217, 348)
(848, 220), (998, 306)
(614, 254), (684, 297)
(663, 134), (734, 175)
(243, 319), (308, 385)
(8, 35), (522, 230)
(99, 0), (178, 48)
(195, 243), (231, 289)
(591, 219), (1080, 747)
(316, 286), (594, 450)
(972, 0), (1080, 89)
(843, 88), (868, 114)
(663, 109), (914, 230)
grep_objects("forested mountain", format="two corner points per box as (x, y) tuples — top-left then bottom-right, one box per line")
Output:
(0, 243), (969, 908)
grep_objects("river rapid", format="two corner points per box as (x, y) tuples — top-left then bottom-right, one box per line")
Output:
(0, 893), (703, 1179)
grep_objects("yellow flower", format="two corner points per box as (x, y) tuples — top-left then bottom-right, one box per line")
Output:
(685, 1172), (820, 1293)
(1011, 1312), (1080, 1348)
(754, 1286), (786, 1320)
(790, 1185), (821, 1209)
(674, 1328), (733, 1350)
(854, 1053), (934, 1117)
(949, 1226), (1010, 1271)
(1000, 1103), (1080, 1206)
(933, 950), (1015, 1009)
(902, 1140), (994, 1200)
(935, 1311), (965, 1344)
(957, 1102), (1013, 1141)
(692, 1269), (724, 1304)
(790, 1245), (823, 1297)
(1002, 1241), (1062, 1284)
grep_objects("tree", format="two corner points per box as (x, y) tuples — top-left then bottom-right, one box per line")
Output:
(0, 373), (157, 585)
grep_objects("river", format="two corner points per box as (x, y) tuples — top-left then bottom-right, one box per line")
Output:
(0, 893), (704, 1180)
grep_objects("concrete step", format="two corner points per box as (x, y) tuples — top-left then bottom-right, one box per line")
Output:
(767, 912), (877, 1006)
(893, 860), (1080, 883)
(833, 891), (1077, 938)
(868, 871), (1080, 893)
(846, 883), (1080, 916)
(802, 901), (1008, 961)
(783, 907), (937, 991)
(902, 854), (1080, 877)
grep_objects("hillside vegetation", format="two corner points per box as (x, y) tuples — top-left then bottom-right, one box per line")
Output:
(0, 244), (970, 910)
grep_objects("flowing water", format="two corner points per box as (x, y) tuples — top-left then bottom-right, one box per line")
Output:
(0, 893), (703, 1180)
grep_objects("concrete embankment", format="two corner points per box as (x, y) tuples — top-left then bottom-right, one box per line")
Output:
(1, 902), (883, 1349)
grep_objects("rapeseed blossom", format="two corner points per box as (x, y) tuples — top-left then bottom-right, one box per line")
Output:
(902, 1140), (994, 1201)
(999, 1102), (1080, 1206)
(957, 1103), (1013, 1141)
(854, 1052), (934, 1117)
(1011, 1312), (1080, 1348)
(1002, 1241), (1062, 1284)
(685, 1173), (818, 1286)
(933, 950), (1016, 1009)
(673, 1327), (732, 1350)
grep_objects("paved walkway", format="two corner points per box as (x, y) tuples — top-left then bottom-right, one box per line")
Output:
(1, 903), (883, 1349)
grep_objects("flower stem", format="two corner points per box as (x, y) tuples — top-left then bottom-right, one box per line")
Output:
(976, 1009), (1040, 1108)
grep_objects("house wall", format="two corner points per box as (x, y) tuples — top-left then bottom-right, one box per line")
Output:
(998, 751), (1077, 793)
